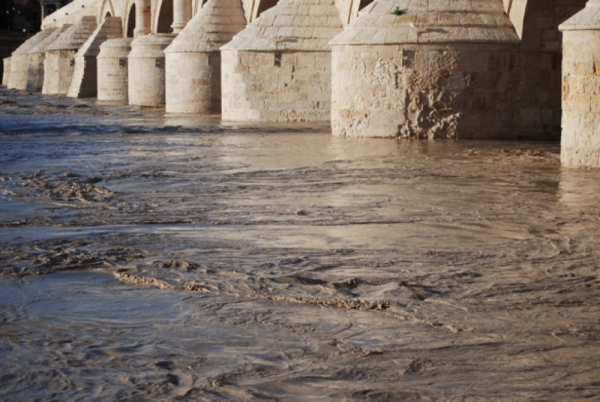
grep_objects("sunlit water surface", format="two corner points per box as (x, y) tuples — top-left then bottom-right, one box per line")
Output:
(1, 88), (600, 401)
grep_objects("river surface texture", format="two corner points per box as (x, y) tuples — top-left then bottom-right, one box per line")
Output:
(1, 87), (600, 401)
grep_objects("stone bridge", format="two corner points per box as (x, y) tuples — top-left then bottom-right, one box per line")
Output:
(2, 0), (599, 168)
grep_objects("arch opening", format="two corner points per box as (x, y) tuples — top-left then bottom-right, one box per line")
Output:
(156, 0), (173, 33)
(126, 3), (135, 37)
(256, 0), (277, 18)
(358, 0), (373, 11)
(104, 11), (112, 19)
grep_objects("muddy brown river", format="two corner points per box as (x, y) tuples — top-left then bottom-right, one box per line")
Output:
(1, 87), (599, 401)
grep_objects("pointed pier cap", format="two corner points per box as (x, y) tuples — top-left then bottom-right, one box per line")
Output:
(12, 28), (58, 55)
(129, 33), (176, 59)
(329, 0), (520, 45)
(166, 0), (246, 53)
(74, 17), (123, 58)
(46, 16), (98, 52)
(560, 0), (600, 31)
(98, 37), (134, 59)
(28, 25), (71, 55)
(221, 0), (343, 52)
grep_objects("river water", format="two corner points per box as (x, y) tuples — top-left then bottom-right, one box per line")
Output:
(1, 87), (599, 401)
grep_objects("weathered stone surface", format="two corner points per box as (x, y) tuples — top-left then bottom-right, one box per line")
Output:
(165, 0), (246, 113)
(26, 25), (72, 93)
(68, 17), (123, 98)
(8, 28), (58, 90)
(560, 0), (600, 168)
(221, 0), (344, 122)
(224, 0), (344, 52)
(331, 0), (521, 139)
(97, 38), (133, 102)
(330, 0), (519, 46)
(128, 33), (175, 107)
(43, 16), (98, 95)
(2, 58), (11, 87)
(45, 16), (98, 52)
(0, 35), (26, 85)
(332, 43), (520, 139)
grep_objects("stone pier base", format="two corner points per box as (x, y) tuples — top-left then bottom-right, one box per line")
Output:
(331, 44), (518, 139)
(166, 52), (222, 113)
(164, 0), (246, 114)
(68, 17), (123, 98)
(7, 29), (57, 90)
(560, 2), (600, 168)
(222, 50), (332, 122)
(97, 38), (133, 102)
(26, 25), (71, 93)
(220, 0), (342, 122)
(329, 0), (521, 139)
(42, 17), (97, 95)
(2, 58), (10, 87)
(128, 34), (175, 107)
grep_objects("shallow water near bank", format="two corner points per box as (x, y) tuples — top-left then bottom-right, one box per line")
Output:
(1, 87), (600, 400)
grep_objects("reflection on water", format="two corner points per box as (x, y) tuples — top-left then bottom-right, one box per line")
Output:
(1, 87), (600, 400)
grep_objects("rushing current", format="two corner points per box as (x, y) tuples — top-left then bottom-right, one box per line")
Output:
(1, 87), (599, 401)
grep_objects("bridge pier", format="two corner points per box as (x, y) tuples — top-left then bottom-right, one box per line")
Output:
(97, 38), (133, 102)
(68, 17), (123, 98)
(128, 34), (175, 107)
(330, 0), (520, 139)
(7, 28), (58, 90)
(2, 58), (10, 87)
(164, 0), (246, 114)
(42, 16), (97, 95)
(220, 0), (343, 122)
(560, 0), (600, 168)
(26, 25), (71, 92)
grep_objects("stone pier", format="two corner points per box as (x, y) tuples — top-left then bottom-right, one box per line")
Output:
(2, 58), (11, 87)
(164, 0), (246, 114)
(68, 17), (123, 98)
(97, 38), (133, 102)
(0, 35), (30, 84)
(7, 28), (58, 90)
(26, 25), (71, 92)
(221, 0), (344, 122)
(329, 0), (521, 139)
(128, 34), (176, 107)
(560, 0), (600, 168)
(42, 16), (97, 95)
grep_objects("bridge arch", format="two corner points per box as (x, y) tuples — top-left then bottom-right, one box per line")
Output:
(99, 0), (116, 24)
(155, 0), (174, 33)
(125, 2), (135, 37)
(507, 0), (584, 46)
(247, 0), (278, 22)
